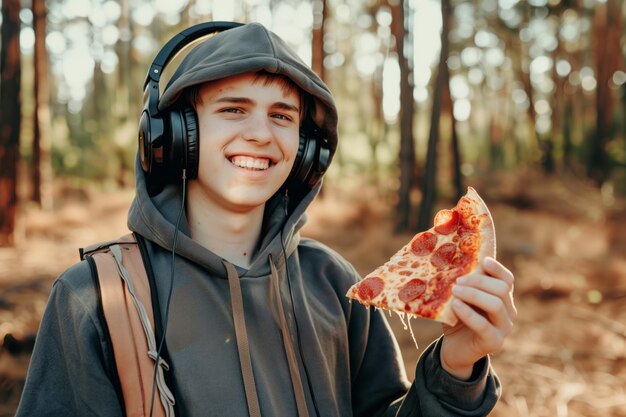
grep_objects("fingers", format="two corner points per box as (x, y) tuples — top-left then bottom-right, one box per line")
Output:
(484, 257), (518, 320)
(456, 267), (517, 321)
(483, 256), (514, 288)
(441, 259), (517, 364)
(452, 283), (514, 332)
(451, 298), (507, 353)
(451, 258), (517, 352)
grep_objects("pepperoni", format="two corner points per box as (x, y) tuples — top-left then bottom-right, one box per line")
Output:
(452, 253), (473, 269)
(356, 277), (384, 301)
(462, 214), (481, 230)
(459, 234), (479, 254)
(434, 209), (460, 235)
(413, 272), (456, 318)
(431, 243), (457, 269)
(398, 278), (427, 303)
(410, 232), (438, 256)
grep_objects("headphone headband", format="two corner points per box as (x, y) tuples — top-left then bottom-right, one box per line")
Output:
(143, 21), (244, 89)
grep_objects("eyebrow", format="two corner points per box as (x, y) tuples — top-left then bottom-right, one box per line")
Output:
(213, 96), (300, 113)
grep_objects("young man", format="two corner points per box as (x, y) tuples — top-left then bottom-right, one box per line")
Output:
(16, 22), (516, 416)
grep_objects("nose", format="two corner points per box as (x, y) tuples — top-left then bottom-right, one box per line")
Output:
(241, 112), (272, 144)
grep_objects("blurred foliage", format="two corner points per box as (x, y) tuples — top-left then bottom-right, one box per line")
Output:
(4, 0), (626, 193)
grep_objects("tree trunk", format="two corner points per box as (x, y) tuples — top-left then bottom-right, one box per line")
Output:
(440, 16), (463, 200)
(311, 0), (327, 81)
(391, 0), (416, 232)
(518, 3), (539, 163)
(562, 96), (574, 170)
(311, 0), (328, 197)
(368, 58), (386, 186)
(588, 0), (622, 185)
(0, 0), (22, 246)
(115, 0), (131, 122)
(417, 0), (449, 231)
(32, 0), (54, 210)
(450, 113), (463, 200)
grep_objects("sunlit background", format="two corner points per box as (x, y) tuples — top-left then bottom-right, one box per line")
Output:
(1, 1), (626, 416)
(10, 0), (624, 186)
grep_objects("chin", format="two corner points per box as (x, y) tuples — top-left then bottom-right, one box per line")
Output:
(227, 190), (277, 209)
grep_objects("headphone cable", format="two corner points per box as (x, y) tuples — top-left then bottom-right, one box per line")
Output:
(281, 191), (321, 417)
(149, 169), (187, 417)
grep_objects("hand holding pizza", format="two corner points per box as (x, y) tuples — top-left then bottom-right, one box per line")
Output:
(346, 187), (517, 380)
(440, 256), (516, 380)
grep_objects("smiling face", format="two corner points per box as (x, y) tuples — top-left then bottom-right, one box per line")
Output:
(188, 72), (302, 213)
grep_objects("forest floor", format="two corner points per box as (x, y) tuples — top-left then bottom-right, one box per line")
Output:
(1, 171), (625, 417)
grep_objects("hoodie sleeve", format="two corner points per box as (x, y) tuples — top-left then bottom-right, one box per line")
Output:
(348, 281), (501, 417)
(398, 337), (502, 416)
(15, 261), (125, 417)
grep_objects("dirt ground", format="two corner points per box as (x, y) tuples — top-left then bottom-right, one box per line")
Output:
(1, 172), (625, 416)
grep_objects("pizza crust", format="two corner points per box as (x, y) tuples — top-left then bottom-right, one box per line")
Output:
(434, 297), (457, 327)
(466, 187), (497, 263)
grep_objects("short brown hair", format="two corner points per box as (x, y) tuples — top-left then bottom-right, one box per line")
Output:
(178, 70), (309, 122)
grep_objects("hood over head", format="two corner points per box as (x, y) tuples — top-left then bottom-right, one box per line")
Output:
(128, 22), (337, 277)
(160, 22), (337, 156)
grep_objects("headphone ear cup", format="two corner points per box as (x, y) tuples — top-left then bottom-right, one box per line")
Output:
(182, 107), (199, 180)
(289, 128), (331, 189)
(290, 129), (316, 186)
(138, 110), (153, 174)
(167, 107), (199, 180)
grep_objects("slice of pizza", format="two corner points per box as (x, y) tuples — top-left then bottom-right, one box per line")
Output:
(346, 187), (496, 326)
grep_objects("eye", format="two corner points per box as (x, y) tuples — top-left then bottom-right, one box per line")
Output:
(271, 113), (292, 121)
(221, 107), (243, 114)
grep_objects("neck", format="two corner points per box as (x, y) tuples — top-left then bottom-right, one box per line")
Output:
(186, 185), (265, 269)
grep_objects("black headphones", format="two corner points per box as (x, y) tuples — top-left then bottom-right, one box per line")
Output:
(138, 21), (331, 195)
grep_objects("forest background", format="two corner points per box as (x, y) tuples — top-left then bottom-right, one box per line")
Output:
(1, 0), (625, 416)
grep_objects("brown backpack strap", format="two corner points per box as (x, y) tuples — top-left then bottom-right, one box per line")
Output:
(86, 233), (174, 417)
(80, 233), (137, 260)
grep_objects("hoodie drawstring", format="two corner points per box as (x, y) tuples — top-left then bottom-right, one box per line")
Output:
(269, 256), (310, 417)
(223, 261), (262, 417)
(223, 257), (310, 417)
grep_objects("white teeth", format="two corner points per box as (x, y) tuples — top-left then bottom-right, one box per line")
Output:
(230, 156), (271, 170)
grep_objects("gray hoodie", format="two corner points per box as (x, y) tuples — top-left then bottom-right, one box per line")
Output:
(16, 23), (500, 417)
